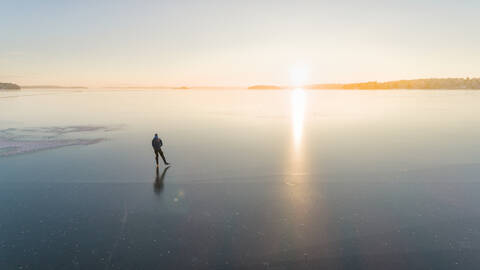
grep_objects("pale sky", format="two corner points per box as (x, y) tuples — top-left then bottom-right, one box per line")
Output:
(1, 0), (479, 87)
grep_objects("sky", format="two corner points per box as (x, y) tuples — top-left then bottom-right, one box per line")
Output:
(1, 0), (480, 87)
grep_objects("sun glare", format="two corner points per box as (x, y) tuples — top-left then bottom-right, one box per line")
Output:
(290, 66), (309, 87)
(291, 88), (306, 149)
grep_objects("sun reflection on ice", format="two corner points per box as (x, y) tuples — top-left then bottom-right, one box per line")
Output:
(291, 88), (306, 150)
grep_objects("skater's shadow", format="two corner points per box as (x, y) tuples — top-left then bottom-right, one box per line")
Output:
(154, 166), (171, 195)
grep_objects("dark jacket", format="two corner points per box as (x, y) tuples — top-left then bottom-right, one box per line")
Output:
(152, 138), (163, 151)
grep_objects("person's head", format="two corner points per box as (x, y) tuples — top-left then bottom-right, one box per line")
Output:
(154, 133), (158, 139)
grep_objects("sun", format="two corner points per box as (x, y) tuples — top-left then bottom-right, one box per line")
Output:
(289, 66), (309, 87)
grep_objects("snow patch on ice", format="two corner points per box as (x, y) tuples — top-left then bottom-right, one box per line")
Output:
(0, 125), (120, 157)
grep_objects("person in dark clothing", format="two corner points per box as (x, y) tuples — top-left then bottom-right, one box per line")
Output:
(152, 133), (169, 167)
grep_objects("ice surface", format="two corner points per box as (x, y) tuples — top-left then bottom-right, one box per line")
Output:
(3, 89), (480, 269)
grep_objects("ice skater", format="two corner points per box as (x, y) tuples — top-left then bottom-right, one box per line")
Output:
(152, 133), (170, 167)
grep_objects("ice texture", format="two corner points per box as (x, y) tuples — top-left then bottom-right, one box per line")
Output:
(0, 125), (118, 156)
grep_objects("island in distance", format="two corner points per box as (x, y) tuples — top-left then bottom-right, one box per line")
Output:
(306, 78), (480, 90)
(248, 78), (480, 90)
(0, 82), (21, 90)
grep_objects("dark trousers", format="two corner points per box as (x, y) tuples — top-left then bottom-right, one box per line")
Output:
(154, 149), (167, 165)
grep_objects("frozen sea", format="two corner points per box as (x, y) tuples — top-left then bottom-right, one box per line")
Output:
(2, 88), (480, 269)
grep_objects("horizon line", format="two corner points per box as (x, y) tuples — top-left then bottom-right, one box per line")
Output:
(14, 76), (480, 89)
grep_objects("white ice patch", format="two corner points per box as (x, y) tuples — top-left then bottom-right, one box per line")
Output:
(0, 125), (120, 157)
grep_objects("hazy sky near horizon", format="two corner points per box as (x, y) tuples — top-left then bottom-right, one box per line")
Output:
(1, 0), (480, 86)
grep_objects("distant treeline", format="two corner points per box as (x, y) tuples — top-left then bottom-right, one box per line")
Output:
(306, 78), (480, 90)
(0, 82), (21, 90)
